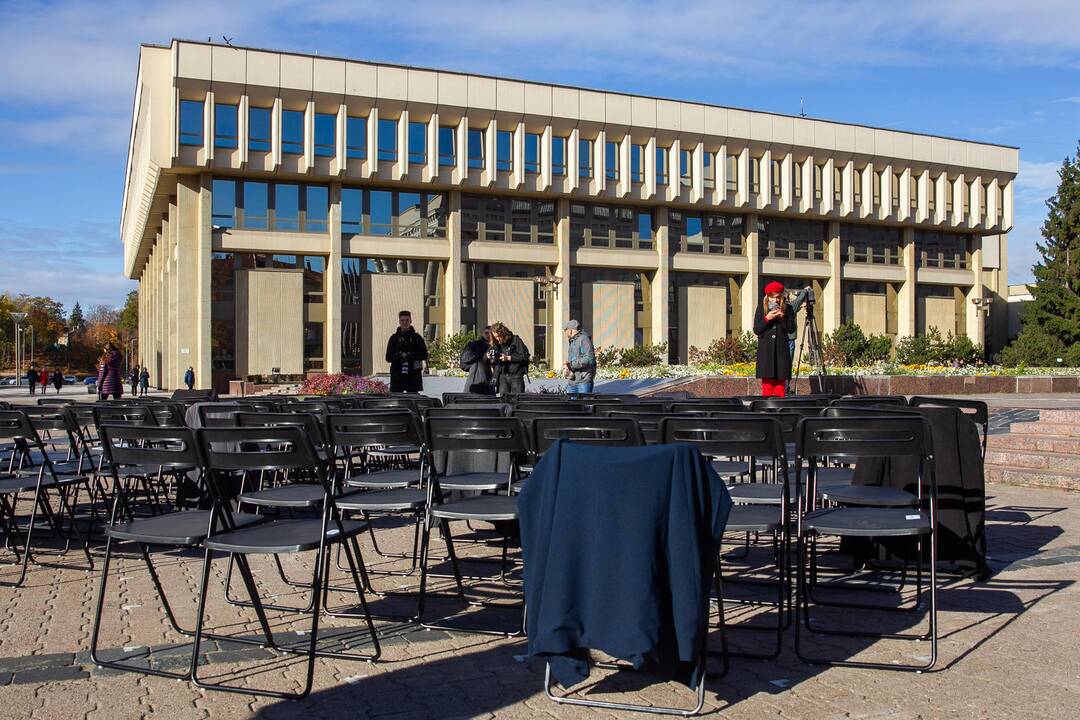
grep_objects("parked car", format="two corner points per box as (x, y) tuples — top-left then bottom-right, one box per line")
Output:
(83, 377), (97, 386)
(64, 375), (77, 385)
(0, 376), (15, 386)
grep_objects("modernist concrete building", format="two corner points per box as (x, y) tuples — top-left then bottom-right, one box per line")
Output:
(122, 40), (1018, 391)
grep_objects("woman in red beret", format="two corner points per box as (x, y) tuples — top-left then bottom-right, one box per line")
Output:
(754, 281), (796, 396)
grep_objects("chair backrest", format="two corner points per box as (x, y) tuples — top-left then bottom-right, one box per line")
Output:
(425, 416), (528, 455)
(514, 401), (590, 415)
(281, 401), (330, 419)
(711, 410), (801, 447)
(235, 411), (327, 447)
(171, 389), (216, 402)
(196, 403), (248, 428)
(197, 425), (323, 473)
(670, 400), (746, 413)
(390, 393), (442, 408)
(36, 397), (75, 406)
(821, 406), (920, 419)
(604, 410), (705, 444)
(908, 396), (988, 429)
(92, 404), (158, 427)
(444, 394), (506, 405)
(750, 397), (830, 412)
(98, 424), (202, 470)
(424, 406), (508, 419)
(148, 402), (188, 427)
(832, 395), (908, 407)
(595, 403), (671, 416)
(20, 405), (71, 434)
(661, 415), (786, 462)
(512, 394), (570, 403)
(0, 410), (58, 476)
(325, 410), (422, 450)
(757, 405), (822, 419)
(0, 401), (10, 410)
(531, 416), (644, 454)
(796, 415), (932, 463)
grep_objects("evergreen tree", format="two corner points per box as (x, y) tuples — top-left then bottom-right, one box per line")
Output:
(1000, 142), (1080, 366)
(69, 302), (86, 335)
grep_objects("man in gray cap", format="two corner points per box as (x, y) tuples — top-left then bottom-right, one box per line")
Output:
(562, 319), (596, 395)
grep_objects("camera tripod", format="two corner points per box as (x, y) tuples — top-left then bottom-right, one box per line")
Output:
(791, 293), (827, 395)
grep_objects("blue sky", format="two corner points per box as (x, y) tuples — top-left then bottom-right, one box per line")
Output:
(1, 0), (1078, 312)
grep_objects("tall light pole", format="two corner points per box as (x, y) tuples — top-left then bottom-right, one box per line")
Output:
(10, 312), (26, 386)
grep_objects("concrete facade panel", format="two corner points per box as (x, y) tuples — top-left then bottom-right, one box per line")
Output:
(495, 79), (525, 113)
(211, 45), (245, 84)
(345, 62), (377, 97)
(467, 75), (497, 110)
(551, 86), (578, 118)
(245, 50), (280, 88)
(633, 97), (658, 128)
(377, 66), (408, 100)
(313, 58), (346, 95)
(524, 84), (552, 116)
(656, 100), (681, 131)
(703, 105), (727, 137)
(578, 90), (606, 122)
(176, 43), (211, 80)
(407, 68), (439, 104)
(680, 103), (705, 135)
(437, 72), (468, 107)
(279, 54), (314, 91)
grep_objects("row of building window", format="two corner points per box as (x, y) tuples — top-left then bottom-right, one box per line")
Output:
(182, 101), (1003, 224)
(207, 177), (971, 267)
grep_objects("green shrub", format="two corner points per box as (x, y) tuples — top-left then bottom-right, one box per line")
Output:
(896, 329), (938, 365)
(689, 336), (748, 365)
(827, 322), (867, 365)
(618, 343), (669, 367)
(864, 334), (894, 363)
(737, 331), (758, 362)
(427, 331), (479, 370)
(595, 345), (621, 368)
(997, 326), (1066, 367)
(939, 332), (981, 365)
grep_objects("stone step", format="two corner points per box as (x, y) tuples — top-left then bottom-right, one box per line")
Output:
(1006, 421), (1080, 438)
(985, 465), (1080, 491)
(987, 433), (1080, 454)
(985, 449), (1080, 473)
(1038, 409), (1080, 424)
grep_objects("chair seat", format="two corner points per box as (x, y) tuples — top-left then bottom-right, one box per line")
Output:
(0, 474), (58, 494)
(368, 444), (421, 456)
(432, 494), (518, 522)
(439, 472), (513, 491)
(802, 507), (931, 537)
(817, 485), (918, 507)
(711, 459), (748, 478)
(725, 505), (782, 533)
(344, 468), (421, 489)
(337, 488), (425, 512)
(107, 511), (263, 546)
(727, 482), (795, 505)
(203, 518), (368, 554)
(239, 484), (325, 508)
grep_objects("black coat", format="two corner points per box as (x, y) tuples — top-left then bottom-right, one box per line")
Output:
(385, 328), (428, 388)
(754, 302), (796, 380)
(460, 339), (493, 393)
(491, 335), (530, 382)
(518, 440), (732, 689)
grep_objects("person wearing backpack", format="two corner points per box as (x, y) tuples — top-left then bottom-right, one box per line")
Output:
(489, 322), (530, 396)
(460, 326), (494, 394)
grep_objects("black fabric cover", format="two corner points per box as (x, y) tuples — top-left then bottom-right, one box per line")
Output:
(518, 440), (732, 689)
(851, 406), (988, 577)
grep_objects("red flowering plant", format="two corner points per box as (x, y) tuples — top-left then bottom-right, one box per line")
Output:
(297, 373), (389, 397)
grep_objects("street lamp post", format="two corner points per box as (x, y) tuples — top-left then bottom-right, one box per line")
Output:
(10, 312), (26, 386)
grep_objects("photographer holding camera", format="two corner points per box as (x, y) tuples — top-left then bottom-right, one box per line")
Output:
(489, 322), (530, 396)
(787, 285), (811, 361)
(754, 281), (797, 397)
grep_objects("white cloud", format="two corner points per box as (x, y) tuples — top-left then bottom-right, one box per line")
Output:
(1015, 160), (1061, 203)
(1054, 97), (1080, 103)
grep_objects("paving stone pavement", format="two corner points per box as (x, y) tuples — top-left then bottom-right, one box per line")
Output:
(0, 483), (1077, 719)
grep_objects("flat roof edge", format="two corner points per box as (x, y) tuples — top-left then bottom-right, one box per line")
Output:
(160, 38), (1019, 153)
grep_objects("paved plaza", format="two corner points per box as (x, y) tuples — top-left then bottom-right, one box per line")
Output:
(0, 479), (1076, 719)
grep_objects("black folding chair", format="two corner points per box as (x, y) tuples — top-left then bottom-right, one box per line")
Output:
(663, 416), (790, 660)
(0, 410), (94, 587)
(89, 425), (263, 680)
(417, 416), (528, 635)
(831, 396), (908, 408)
(530, 415), (644, 459)
(192, 426), (380, 699)
(794, 416), (938, 671)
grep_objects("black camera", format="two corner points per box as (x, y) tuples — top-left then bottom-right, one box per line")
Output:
(803, 285), (815, 305)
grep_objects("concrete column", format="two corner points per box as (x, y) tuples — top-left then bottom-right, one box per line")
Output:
(364, 106), (378, 178)
(917, 169), (930, 223)
(821, 158), (835, 214)
(395, 109), (409, 180)
(303, 100), (315, 172)
(326, 183), (343, 373)
(271, 97), (282, 169)
(825, 221), (842, 334)
(618, 133), (632, 197)
(483, 119), (496, 187)
(453, 115), (467, 184)
(800, 155), (814, 213)
(842, 160), (854, 216)
(551, 198), (572, 368)
(990, 232), (1009, 353)
(965, 238), (985, 347)
(644, 136), (657, 198)
(669, 138), (682, 202)
(424, 113), (438, 182)
(165, 208), (177, 389)
(741, 213), (760, 333)
(239, 95), (250, 165)
(880, 164), (893, 220)
(737, 146), (749, 207)
(174, 175), (211, 390)
(898, 167), (911, 222)
(760, 149), (772, 207)
(653, 207), (670, 363)
(445, 191), (463, 337)
(568, 128), (580, 192)
(860, 163), (873, 219)
(691, 141), (704, 204)
(898, 228), (916, 338)
(540, 125), (553, 190)
(780, 152), (793, 211)
(594, 129), (607, 194)
(512, 120), (525, 188)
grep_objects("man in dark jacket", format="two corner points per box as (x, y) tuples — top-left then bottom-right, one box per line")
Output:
(385, 310), (428, 393)
(489, 322), (529, 396)
(460, 326), (494, 394)
(26, 366), (37, 395)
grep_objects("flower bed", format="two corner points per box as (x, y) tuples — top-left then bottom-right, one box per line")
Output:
(590, 362), (1080, 381)
(297, 374), (389, 396)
